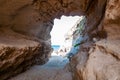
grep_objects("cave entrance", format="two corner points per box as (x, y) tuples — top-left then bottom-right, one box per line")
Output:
(43, 15), (85, 68)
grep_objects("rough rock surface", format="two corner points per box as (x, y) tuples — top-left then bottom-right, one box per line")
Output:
(0, 0), (53, 79)
(0, 28), (51, 80)
(70, 0), (120, 80)
(0, 0), (120, 80)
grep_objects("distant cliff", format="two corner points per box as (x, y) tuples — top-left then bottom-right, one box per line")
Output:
(58, 16), (86, 58)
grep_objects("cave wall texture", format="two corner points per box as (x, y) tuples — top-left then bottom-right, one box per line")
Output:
(0, 0), (120, 80)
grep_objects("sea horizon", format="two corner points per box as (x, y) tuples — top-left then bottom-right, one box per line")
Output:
(52, 45), (60, 51)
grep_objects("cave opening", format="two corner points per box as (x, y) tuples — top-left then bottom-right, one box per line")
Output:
(43, 15), (86, 68)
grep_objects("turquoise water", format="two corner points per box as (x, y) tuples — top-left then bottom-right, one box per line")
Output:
(52, 45), (60, 51)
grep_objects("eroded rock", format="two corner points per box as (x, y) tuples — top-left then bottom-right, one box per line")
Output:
(70, 0), (120, 80)
(71, 43), (120, 80)
(0, 0), (120, 80)
(0, 28), (51, 80)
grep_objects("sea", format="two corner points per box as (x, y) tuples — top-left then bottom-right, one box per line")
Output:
(52, 45), (60, 51)
(44, 45), (69, 67)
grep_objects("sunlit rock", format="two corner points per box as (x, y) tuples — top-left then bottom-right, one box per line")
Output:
(0, 0), (120, 80)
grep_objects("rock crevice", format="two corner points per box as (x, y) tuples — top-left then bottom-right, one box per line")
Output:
(0, 0), (120, 80)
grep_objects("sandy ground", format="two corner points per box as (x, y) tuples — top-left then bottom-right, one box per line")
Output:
(9, 52), (72, 80)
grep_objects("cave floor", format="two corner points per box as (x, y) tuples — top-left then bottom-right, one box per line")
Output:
(9, 52), (72, 80)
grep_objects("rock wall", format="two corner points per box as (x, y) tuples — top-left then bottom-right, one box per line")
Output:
(70, 0), (120, 80)
(57, 16), (86, 57)
(0, 0), (120, 80)
(0, 0), (53, 79)
(0, 28), (52, 80)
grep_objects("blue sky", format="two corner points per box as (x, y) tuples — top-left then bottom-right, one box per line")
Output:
(50, 15), (80, 45)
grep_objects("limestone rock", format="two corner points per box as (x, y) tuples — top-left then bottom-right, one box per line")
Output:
(0, 0), (53, 79)
(0, 0), (120, 80)
(0, 28), (51, 80)
(70, 43), (120, 80)
(70, 0), (120, 80)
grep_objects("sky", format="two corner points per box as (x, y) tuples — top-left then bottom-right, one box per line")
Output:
(50, 15), (80, 45)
